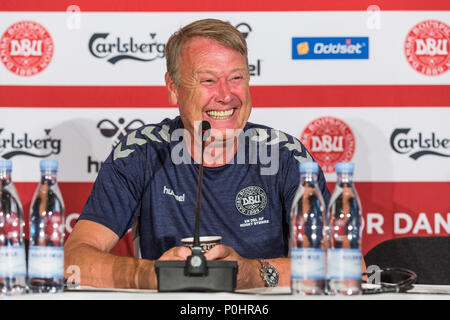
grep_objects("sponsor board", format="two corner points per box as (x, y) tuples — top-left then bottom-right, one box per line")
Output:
(0, 108), (180, 181)
(86, 21), (263, 76)
(249, 107), (450, 181)
(1, 12), (450, 85)
(1, 107), (449, 182)
(0, 10), (448, 261)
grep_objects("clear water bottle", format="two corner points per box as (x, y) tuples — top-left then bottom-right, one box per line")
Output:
(290, 161), (327, 295)
(28, 160), (65, 293)
(327, 162), (362, 295)
(0, 160), (27, 295)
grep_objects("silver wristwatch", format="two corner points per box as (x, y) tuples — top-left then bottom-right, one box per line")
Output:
(259, 259), (279, 287)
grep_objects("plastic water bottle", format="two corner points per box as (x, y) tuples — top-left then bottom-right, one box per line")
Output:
(0, 160), (27, 295)
(290, 161), (327, 295)
(327, 162), (362, 295)
(28, 160), (65, 293)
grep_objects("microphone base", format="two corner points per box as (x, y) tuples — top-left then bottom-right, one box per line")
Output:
(155, 260), (238, 292)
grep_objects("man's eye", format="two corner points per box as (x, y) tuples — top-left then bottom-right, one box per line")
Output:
(201, 79), (214, 84)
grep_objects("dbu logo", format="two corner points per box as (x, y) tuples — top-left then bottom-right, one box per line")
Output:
(10, 39), (43, 56)
(415, 39), (448, 56)
(242, 195), (262, 206)
(311, 135), (344, 152)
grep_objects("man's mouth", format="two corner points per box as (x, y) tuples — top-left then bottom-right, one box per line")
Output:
(205, 109), (235, 120)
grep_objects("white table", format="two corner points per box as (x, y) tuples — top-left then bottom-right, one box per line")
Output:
(2, 284), (450, 300)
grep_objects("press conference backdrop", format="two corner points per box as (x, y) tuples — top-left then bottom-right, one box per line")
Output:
(0, 1), (449, 257)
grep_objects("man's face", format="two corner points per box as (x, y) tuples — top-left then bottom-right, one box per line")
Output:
(166, 37), (252, 141)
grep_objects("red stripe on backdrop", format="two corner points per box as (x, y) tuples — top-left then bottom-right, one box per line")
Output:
(351, 181), (450, 256)
(1, 0), (449, 11)
(13, 181), (450, 258)
(0, 85), (449, 108)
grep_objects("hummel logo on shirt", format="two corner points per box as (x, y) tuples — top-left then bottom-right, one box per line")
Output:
(163, 185), (185, 202)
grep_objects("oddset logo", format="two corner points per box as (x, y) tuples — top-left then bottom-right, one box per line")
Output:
(0, 21), (54, 76)
(300, 116), (355, 173)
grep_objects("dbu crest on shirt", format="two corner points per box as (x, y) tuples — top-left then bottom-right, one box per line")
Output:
(235, 186), (267, 216)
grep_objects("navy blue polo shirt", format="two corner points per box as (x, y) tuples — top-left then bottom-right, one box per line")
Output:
(79, 116), (331, 260)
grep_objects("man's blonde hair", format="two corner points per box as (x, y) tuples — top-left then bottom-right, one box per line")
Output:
(165, 19), (248, 85)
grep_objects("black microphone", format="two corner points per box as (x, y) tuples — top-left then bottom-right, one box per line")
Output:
(154, 120), (238, 292)
(193, 120), (210, 249)
(186, 120), (210, 276)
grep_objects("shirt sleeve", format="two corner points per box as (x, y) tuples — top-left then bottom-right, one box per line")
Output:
(78, 144), (147, 239)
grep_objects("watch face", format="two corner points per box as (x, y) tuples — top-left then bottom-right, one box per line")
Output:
(263, 263), (279, 287)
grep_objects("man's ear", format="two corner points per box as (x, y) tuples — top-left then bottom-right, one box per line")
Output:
(165, 72), (178, 106)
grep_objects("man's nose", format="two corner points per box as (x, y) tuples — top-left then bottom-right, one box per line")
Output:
(215, 79), (233, 104)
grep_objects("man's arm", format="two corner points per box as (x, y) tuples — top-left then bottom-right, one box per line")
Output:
(64, 220), (155, 288)
(204, 244), (367, 289)
(64, 220), (192, 289)
(203, 245), (290, 289)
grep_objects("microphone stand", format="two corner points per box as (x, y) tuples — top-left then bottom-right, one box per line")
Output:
(185, 122), (208, 276)
(155, 121), (238, 292)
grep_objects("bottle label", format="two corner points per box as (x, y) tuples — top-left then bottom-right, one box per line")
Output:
(327, 248), (362, 280)
(291, 248), (326, 280)
(0, 245), (26, 277)
(28, 246), (64, 278)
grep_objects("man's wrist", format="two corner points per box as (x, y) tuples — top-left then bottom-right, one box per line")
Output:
(259, 259), (279, 287)
(134, 259), (157, 289)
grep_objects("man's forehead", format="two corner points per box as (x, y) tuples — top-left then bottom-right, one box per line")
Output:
(183, 36), (227, 50)
(182, 36), (244, 59)
(179, 38), (247, 75)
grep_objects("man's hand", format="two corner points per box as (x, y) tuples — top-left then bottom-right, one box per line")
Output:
(203, 244), (264, 289)
(158, 246), (191, 261)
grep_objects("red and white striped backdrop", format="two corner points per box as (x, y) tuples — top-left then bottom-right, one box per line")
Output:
(1, 0), (449, 257)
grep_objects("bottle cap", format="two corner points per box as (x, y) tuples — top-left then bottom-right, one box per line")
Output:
(336, 162), (354, 174)
(0, 159), (12, 172)
(299, 161), (319, 174)
(40, 160), (59, 172)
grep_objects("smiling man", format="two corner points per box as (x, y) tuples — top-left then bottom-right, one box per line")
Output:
(165, 21), (252, 166)
(64, 19), (332, 290)
(166, 36), (251, 137)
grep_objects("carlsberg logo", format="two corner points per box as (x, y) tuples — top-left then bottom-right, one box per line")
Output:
(390, 128), (450, 160)
(0, 129), (61, 159)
